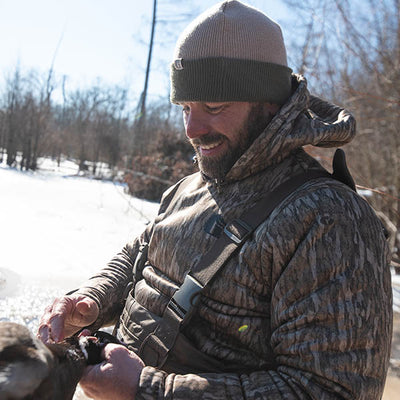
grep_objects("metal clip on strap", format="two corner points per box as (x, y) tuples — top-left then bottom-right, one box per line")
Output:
(168, 275), (203, 319)
(223, 219), (252, 244)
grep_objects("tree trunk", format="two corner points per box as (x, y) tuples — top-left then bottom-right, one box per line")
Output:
(133, 0), (157, 155)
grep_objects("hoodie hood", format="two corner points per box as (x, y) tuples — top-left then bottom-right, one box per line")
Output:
(223, 74), (356, 183)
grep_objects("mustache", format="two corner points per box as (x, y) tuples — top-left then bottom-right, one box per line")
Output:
(190, 133), (225, 147)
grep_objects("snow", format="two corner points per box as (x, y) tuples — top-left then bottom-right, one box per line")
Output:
(357, 188), (373, 197)
(0, 159), (159, 331)
(392, 273), (400, 314)
(0, 159), (160, 399)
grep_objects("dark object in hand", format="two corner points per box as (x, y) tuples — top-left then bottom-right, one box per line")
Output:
(0, 323), (125, 399)
(82, 330), (125, 365)
(0, 321), (86, 400)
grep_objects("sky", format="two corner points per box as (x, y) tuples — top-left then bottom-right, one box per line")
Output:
(0, 0), (289, 103)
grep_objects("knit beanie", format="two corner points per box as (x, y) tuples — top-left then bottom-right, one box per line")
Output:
(170, 0), (292, 105)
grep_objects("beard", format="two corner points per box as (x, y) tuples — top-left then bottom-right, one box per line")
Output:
(190, 103), (274, 180)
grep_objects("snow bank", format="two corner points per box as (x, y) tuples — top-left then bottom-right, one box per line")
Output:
(0, 162), (159, 332)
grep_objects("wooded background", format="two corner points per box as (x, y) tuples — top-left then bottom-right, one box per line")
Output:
(0, 0), (399, 260)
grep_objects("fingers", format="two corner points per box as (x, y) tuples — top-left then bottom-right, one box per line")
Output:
(37, 296), (99, 344)
(101, 343), (145, 369)
(78, 329), (92, 338)
(48, 301), (70, 342)
(80, 364), (100, 382)
(38, 298), (70, 343)
(74, 298), (99, 324)
(79, 364), (103, 398)
(101, 343), (131, 360)
(79, 344), (144, 400)
(38, 304), (54, 343)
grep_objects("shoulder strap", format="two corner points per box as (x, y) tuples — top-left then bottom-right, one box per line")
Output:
(138, 168), (332, 367)
(170, 169), (331, 315)
(190, 149), (356, 291)
(332, 148), (356, 191)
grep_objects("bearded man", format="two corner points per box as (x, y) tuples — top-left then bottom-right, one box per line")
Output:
(38, 1), (392, 399)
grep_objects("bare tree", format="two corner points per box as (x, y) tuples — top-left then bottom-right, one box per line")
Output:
(3, 66), (23, 167)
(131, 0), (199, 155)
(282, 0), (400, 245)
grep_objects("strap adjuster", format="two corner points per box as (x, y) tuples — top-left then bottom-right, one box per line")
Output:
(224, 219), (252, 244)
(168, 274), (203, 319)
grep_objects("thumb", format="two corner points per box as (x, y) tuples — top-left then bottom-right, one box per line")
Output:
(75, 298), (99, 322)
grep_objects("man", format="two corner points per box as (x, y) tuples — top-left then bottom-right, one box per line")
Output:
(38, 1), (393, 399)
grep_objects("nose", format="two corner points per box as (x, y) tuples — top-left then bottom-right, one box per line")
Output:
(184, 109), (210, 140)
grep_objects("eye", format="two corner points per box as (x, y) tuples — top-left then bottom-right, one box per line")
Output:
(181, 105), (190, 114)
(204, 104), (224, 114)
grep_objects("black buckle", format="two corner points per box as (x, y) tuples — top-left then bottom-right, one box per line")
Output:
(224, 219), (252, 244)
(168, 275), (203, 319)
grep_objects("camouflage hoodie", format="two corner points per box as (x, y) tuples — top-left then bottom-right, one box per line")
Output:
(77, 75), (392, 399)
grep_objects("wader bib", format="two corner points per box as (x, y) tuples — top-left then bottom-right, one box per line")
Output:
(115, 150), (356, 373)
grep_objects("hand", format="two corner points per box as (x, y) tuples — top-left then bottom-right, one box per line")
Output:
(37, 295), (99, 343)
(79, 344), (145, 400)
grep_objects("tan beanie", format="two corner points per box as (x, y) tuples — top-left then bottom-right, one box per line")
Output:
(170, 0), (292, 105)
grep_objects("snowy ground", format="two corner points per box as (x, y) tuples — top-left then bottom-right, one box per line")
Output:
(393, 275), (400, 313)
(0, 158), (159, 325)
(1, 158), (399, 399)
(0, 159), (159, 399)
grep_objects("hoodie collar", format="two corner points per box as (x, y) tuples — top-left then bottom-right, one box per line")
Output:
(216, 74), (356, 183)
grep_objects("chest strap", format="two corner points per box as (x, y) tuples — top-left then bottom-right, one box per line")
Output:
(138, 168), (335, 366)
(139, 149), (356, 367)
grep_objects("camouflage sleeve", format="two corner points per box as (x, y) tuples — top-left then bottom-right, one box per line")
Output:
(136, 184), (393, 399)
(70, 179), (183, 330)
(72, 224), (153, 330)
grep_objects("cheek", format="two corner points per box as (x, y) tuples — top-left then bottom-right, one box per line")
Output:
(217, 120), (246, 146)
(212, 117), (237, 136)
(215, 106), (251, 137)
